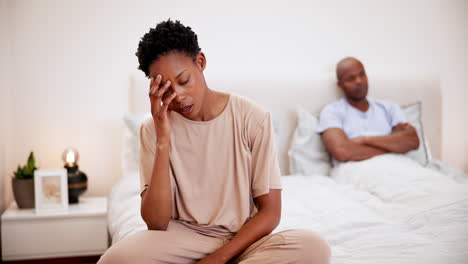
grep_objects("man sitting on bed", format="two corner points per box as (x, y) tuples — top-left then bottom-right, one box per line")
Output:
(316, 57), (420, 164)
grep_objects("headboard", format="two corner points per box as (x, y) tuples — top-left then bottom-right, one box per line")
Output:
(129, 73), (441, 175)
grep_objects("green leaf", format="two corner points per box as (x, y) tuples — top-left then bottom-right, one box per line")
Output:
(27, 152), (35, 171)
(12, 152), (37, 179)
(13, 165), (21, 179)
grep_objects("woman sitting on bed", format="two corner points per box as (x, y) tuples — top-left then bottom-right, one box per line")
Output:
(98, 19), (330, 264)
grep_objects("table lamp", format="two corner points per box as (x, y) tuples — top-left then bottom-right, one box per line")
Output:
(62, 147), (88, 204)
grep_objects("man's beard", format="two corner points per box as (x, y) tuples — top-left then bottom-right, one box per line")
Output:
(350, 85), (367, 101)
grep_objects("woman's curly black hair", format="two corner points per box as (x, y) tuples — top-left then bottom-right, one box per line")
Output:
(135, 19), (201, 77)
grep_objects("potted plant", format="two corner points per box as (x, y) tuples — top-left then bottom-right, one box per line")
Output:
(12, 152), (37, 209)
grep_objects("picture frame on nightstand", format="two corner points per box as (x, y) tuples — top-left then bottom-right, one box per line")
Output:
(34, 169), (69, 214)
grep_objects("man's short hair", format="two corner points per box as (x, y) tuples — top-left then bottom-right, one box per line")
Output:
(135, 19), (201, 77)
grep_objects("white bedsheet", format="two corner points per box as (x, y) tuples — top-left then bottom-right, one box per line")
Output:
(108, 159), (468, 264)
(330, 154), (468, 263)
(107, 171), (146, 245)
(331, 154), (468, 215)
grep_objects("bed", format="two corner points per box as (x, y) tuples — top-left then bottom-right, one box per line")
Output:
(108, 74), (468, 264)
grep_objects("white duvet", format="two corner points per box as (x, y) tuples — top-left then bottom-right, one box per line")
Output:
(330, 154), (468, 263)
(108, 155), (468, 264)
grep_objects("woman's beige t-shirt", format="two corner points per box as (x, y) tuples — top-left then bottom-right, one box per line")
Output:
(139, 94), (282, 237)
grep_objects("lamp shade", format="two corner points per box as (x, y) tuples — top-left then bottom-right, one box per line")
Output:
(62, 147), (79, 167)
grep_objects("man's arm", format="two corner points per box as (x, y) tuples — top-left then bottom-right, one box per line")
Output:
(353, 123), (419, 153)
(321, 128), (388, 162)
(197, 189), (281, 264)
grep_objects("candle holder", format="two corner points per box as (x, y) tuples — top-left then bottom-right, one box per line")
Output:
(62, 147), (88, 204)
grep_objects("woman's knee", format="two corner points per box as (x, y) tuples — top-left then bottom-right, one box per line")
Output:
(282, 229), (331, 264)
(300, 230), (331, 264)
(97, 240), (137, 264)
(97, 230), (169, 264)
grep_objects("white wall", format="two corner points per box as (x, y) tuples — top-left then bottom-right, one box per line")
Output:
(1, 0), (467, 206)
(437, 1), (468, 172)
(1, 0), (13, 213)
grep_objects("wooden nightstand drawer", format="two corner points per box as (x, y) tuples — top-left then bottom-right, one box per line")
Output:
(2, 197), (108, 261)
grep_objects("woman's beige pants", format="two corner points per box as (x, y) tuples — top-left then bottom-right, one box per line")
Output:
(98, 221), (330, 264)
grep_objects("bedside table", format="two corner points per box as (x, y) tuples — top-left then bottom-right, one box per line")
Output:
(1, 196), (108, 262)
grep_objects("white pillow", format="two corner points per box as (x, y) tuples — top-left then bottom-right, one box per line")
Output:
(288, 108), (331, 176)
(402, 102), (431, 166)
(121, 113), (151, 175)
